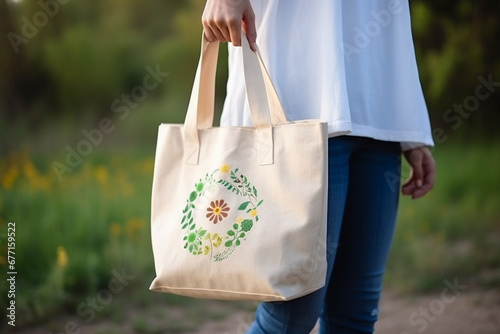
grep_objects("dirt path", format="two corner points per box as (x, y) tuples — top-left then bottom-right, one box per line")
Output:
(8, 288), (500, 333)
(195, 289), (500, 334)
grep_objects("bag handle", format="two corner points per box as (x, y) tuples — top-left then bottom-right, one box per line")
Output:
(184, 33), (288, 166)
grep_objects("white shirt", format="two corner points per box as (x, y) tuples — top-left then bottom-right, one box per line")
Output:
(221, 0), (434, 150)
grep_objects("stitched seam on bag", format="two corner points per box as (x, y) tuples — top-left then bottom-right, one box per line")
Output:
(151, 286), (282, 300)
(305, 215), (324, 290)
(305, 154), (328, 291)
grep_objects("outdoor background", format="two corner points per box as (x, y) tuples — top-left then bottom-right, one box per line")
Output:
(1, 0), (499, 333)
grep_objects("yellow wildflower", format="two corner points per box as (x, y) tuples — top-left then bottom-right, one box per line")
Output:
(110, 222), (121, 236)
(126, 218), (145, 240)
(57, 246), (68, 268)
(23, 161), (38, 180)
(2, 165), (19, 190)
(94, 166), (109, 186)
(140, 159), (155, 174)
(249, 209), (258, 217)
(118, 174), (134, 196)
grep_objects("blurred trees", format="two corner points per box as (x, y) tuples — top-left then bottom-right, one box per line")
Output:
(0, 0), (197, 124)
(0, 0), (499, 140)
(411, 0), (500, 139)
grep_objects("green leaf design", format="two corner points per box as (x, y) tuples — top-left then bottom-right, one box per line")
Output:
(227, 230), (235, 236)
(189, 191), (197, 202)
(241, 219), (253, 232)
(225, 240), (233, 247)
(233, 223), (239, 229)
(253, 186), (257, 197)
(238, 201), (251, 210)
(196, 182), (204, 192)
(239, 232), (245, 238)
(235, 240), (241, 246)
(257, 199), (263, 207)
(188, 233), (196, 243)
(199, 229), (207, 237)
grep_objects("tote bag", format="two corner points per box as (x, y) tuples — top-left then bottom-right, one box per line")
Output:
(149, 34), (328, 301)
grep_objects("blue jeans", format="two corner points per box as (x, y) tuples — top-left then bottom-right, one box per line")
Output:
(247, 136), (401, 334)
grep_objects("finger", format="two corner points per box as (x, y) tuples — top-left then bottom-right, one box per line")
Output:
(227, 19), (242, 46)
(411, 182), (433, 199)
(216, 21), (232, 42)
(408, 150), (424, 188)
(401, 169), (414, 188)
(401, 150), (422, 197)
(209, 25), (230, 42)
(412, 159), (436, 199)
(412, 162), (436, 199)
(242, 9), (257, 51)
(423, 153), (436, 185)
(202, 13), (231, 43)
(401, 182), (417, 196)
(203, 26), (218, 43)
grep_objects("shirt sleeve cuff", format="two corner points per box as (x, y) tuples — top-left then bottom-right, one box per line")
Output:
(400, 141), (429, 151)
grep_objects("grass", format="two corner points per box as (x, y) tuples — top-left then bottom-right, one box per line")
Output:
(385, 142), (500, 291)
(1, 102), (499, 329)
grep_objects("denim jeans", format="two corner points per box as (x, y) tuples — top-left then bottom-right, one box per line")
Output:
(246, 136), (402, 334)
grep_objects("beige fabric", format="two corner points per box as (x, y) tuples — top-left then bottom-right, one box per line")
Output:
(149, 35), (328, 301)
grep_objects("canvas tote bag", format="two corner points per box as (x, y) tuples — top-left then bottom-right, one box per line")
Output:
(149, 34), (328, 301)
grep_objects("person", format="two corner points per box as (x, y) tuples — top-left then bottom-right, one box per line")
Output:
(202, 0), (436, 333)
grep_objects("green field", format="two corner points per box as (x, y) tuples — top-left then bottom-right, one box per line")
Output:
(1, 110), (499, 328)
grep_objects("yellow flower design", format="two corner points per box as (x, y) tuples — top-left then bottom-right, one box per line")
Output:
(236, 217), (243, 223)
(212, 233), (223, 247)
(220, 164), (230, 174)
(249, 209), (258, 217)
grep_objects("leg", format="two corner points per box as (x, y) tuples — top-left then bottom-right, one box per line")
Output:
(246, 137), (356, 334)
(319, 139), (401, 333)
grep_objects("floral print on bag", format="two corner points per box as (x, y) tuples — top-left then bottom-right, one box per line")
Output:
(180, 165), (263, 261)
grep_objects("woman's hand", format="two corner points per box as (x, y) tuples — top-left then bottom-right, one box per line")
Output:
(402, 146), (436, 199)
(202, 0), (257, 51)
